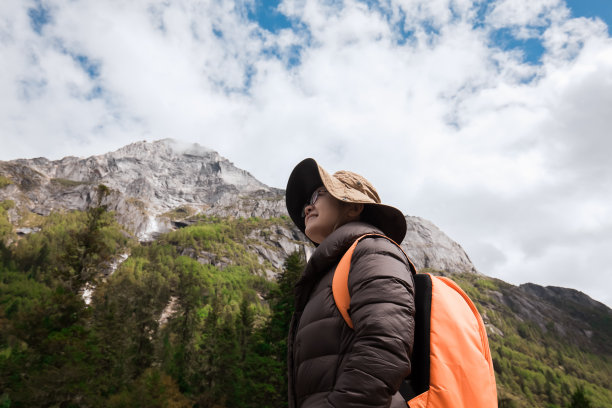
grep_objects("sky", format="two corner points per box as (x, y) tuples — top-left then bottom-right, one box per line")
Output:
(1, 0), (611, 307)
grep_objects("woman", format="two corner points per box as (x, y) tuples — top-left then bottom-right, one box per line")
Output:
(285, 158), (415, 408)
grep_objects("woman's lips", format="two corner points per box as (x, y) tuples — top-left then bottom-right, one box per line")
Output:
(305, 213), (316, 224)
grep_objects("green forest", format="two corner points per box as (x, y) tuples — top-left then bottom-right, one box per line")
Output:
(0, 196), (610, 407)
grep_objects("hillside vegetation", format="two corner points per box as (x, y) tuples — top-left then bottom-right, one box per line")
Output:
(1, 202), (610, 407)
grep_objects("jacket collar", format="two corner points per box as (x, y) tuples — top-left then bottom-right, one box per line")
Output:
(294, 222), (383, 311)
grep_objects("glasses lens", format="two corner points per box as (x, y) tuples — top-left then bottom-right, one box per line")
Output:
(301, 189), (325, 217)
(310, 190), (319, 205)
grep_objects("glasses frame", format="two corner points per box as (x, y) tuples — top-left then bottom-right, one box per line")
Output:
(301, 188), (327, 217)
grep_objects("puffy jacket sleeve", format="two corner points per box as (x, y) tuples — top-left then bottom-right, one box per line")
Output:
(327, 237), (415, 408)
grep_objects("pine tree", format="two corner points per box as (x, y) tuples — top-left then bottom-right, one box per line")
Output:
(266, 251), (304, 348)
(568, 386), (592, 408)
(237, 297), (254, 362)
(78, 184), (114, 289)
(251, 250), (305, 408)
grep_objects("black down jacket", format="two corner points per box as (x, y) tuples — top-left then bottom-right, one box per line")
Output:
(288, 222), (415, 408)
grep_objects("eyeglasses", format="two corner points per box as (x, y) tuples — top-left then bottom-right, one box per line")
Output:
(301, 188), (327, 217)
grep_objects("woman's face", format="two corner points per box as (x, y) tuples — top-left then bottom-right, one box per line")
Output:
(303, 187), (350, 244)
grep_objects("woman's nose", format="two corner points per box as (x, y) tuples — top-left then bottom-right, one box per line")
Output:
(303, 204), (313, 216)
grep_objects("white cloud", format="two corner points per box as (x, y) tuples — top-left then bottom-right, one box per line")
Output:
(486, 0), (567, 29)
(1, 0), (611, 307)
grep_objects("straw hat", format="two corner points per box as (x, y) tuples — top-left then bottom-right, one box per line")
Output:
(286, 158), (407, 244)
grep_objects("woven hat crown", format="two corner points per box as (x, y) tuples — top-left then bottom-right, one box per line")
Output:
(331, 170), (381, 204)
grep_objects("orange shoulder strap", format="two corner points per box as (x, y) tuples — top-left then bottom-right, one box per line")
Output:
(332, 233), (415, 329)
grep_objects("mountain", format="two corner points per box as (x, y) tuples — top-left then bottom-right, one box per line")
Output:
(0, 139), (284, 240)
(1, 139), (611, 408)
(0, 139), (477, 274)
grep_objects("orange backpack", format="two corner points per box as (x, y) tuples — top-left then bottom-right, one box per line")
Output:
(332, 234), (498, 408)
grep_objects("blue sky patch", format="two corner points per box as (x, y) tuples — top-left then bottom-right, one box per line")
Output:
(73, 55), (101, 79)
(473, 0), (492, 30)
(86, 85), (104, 101)
(247, 0), (307, 68)
(390, 8), (413, 46)
(261, 41), (306, 69)
(212, 27), (223, 39)
(358, 0), (391, 17)
(28, 1), (52, 35)
(244, 64), (256, 91)
(565, 0), (611, 34)
(284, 44), (303, 68)
(490, 27), (546, 65)
(247, 0), (292, 33)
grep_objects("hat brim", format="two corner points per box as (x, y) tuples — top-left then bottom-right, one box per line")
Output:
(286, 158), (407, 244)
(360, 203), (407, 244)
(286, 158), (322, 235)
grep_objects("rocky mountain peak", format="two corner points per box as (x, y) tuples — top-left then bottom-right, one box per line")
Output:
(111, 138), (209, 159)
(1, 139), (284, 239)
(402, 216), (477, 274)
(16, 138), (271, 198)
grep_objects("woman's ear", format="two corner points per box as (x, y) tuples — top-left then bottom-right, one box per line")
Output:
(347, 203), (364, 218)
(333, 202), (365, 233)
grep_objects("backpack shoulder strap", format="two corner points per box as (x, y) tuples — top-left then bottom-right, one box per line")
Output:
(332, 233), (416, 329)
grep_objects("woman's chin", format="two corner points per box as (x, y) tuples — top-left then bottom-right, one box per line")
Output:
(305, 228), (322, 244)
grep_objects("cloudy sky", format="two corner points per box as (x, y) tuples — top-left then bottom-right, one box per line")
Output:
(1, 0), (611, 307)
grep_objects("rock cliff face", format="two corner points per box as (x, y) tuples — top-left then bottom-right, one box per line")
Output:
(0, 139), (473, 273)
(482, 281), (612, 355)
(402, 216), (477, 274)
(0, 139), (284, 239)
